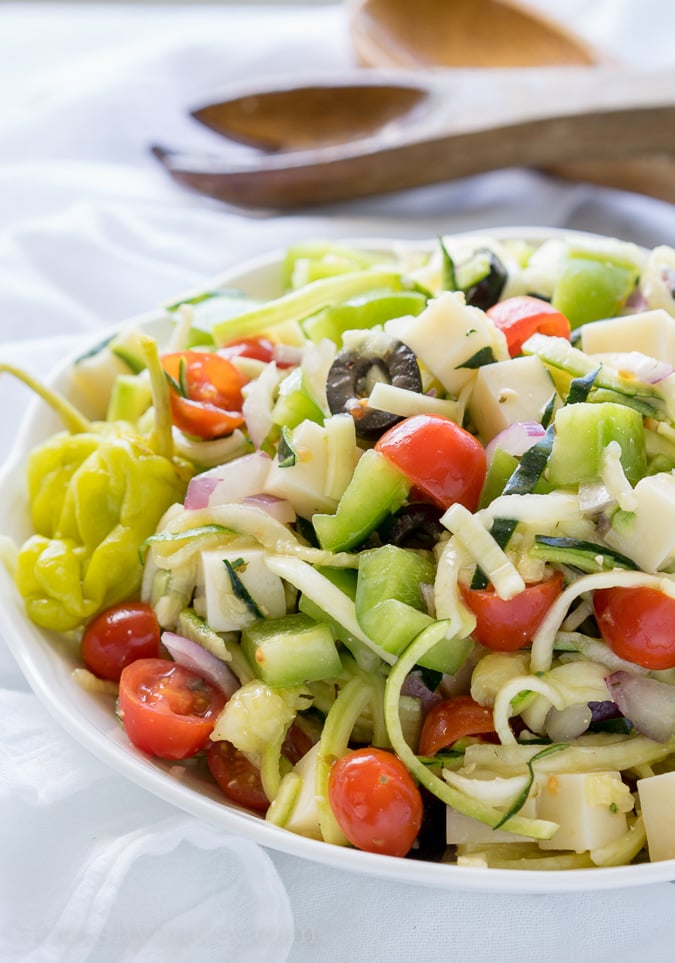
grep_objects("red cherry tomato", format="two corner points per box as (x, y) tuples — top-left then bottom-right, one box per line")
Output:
(218, 335), (296, 369)
(375, 414), (487, 512)
(487, 296), (571, 357)
(118, 658), (226, 760)
(206, 722), (314, 813)
(418, 695), (495, 756)
(593, 586), (675, 670)
(328, 748), (423, 857)
(206, 740), (270, 813)
(460, 571), (563, 651)
(161, 350), (246, 439)
(81, 602), (161, 681)
(218, 336), (276, 365)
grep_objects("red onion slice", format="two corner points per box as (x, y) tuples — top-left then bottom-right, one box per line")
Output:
(485, 421), (546, 465)
(401, 670), (442, 714)
(242, 493), (296, 524)
(605, 351), (672, 385)
(605, 670), (675, 743)
(162, 631), (240, 697)
(184, 451), (271, 510)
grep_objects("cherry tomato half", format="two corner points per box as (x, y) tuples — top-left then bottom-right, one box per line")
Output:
(81, 602), (161, 681)
(375, 414), (486, 512)
(161, 350), (246, 439)
(418, 695), (495, 756)
(119, 658), (226, 760)
(328, 748), (423, 858)
(487, 296), (571, 357)
(206, 740), (270, 813)
(218, 336), (276, 365)
(218, 335), (297, 369)
(460, 571), (563, 652)
(594, 586), (675, 670)
(206, 722), (314, 813)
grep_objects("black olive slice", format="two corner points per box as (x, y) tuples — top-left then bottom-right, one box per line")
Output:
(457, 247), (507, 311)
(326, 339), (422, 438)
(378, 503), (445, 551)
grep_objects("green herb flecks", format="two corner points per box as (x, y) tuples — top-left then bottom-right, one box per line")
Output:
(224, 558), (263, 619)
(494, 743), (569, 829)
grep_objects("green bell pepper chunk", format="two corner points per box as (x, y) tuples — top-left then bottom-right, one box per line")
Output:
(303, 289), (427, 345)
(552, 255), (639, 328)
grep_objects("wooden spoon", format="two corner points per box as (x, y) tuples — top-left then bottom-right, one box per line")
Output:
(348, 0), (602, 69)
(348, 0), (675, 202)
(153, 68), (675, 210)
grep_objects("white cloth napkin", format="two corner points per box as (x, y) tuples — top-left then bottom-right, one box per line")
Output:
(2, 3), (675, 961)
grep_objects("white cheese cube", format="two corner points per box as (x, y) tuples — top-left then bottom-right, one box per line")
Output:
(535, 772), (631, 853)
(197, 546), (286, 631)
(637, 771), (675, 861)
(446, 806), (536, 846)
(468, 355), (557, 443)
(385, 291), (509, 397)
(605, 471), (675, 572)
(265, 419), (338, 519)
(282, 742), (323, 840)
(580, 309), (675, 365)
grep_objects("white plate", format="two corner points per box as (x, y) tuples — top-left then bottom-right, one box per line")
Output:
(2, 228), (674, 894)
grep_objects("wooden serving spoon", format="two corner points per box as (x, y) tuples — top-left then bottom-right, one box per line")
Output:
(347, 0), (675, 203)
(348, 0), (602, 69)
(152, 67), (675, 210)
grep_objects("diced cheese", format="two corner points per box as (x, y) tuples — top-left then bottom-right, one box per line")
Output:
(467, 355), (557, 442)
(282, 742), (323, 840)
(196, 546), (286, 631)
(385, 291), (509, 397)
(367, 381), (460, 422)
(580, 309), (675, 365)
(264, 419), (340, 519)
(535, 771), (632, 853)
(446, 808), (535, 846)
(637, 770), (675, 861)
(605, 471), (675, 572)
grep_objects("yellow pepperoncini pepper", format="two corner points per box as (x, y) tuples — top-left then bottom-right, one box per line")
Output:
(3, 336), (193, 633)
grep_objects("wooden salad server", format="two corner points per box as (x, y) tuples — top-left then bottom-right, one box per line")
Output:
(152, 67), (675, 210)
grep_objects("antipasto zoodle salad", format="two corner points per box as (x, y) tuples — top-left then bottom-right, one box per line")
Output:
(4, 230), (675, 871)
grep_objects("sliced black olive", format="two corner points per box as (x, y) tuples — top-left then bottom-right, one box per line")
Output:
(407, 787), (448, 862)
(378, 503), (445, 551)
(326, 339), (422, 438)
(456, 247), (507, 311)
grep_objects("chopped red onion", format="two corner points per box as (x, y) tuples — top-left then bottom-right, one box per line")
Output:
(588, 700), (624, 724)
(184, 451), (271, 510)
(484, 421), (546, 465)
(162, 631), (240, 697)
(605, 670), (675, 743)
(401, 670), (442, 714)
(243, 492), (296, 524)
(608, 351), (672, 385)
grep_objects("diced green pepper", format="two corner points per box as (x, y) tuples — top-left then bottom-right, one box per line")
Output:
(355, 545), (435, 656)
(552, 255), (639, 328)
(547, 401), (647, 488)
(303, 290), (427, 345)
(313, 449), (410, 552)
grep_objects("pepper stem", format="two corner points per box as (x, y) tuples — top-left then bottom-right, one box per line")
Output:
(0, 362), (92, 434)
(140, 335), (174, 460)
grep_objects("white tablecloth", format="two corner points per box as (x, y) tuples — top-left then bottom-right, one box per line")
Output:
(2, 3), (675, 960)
